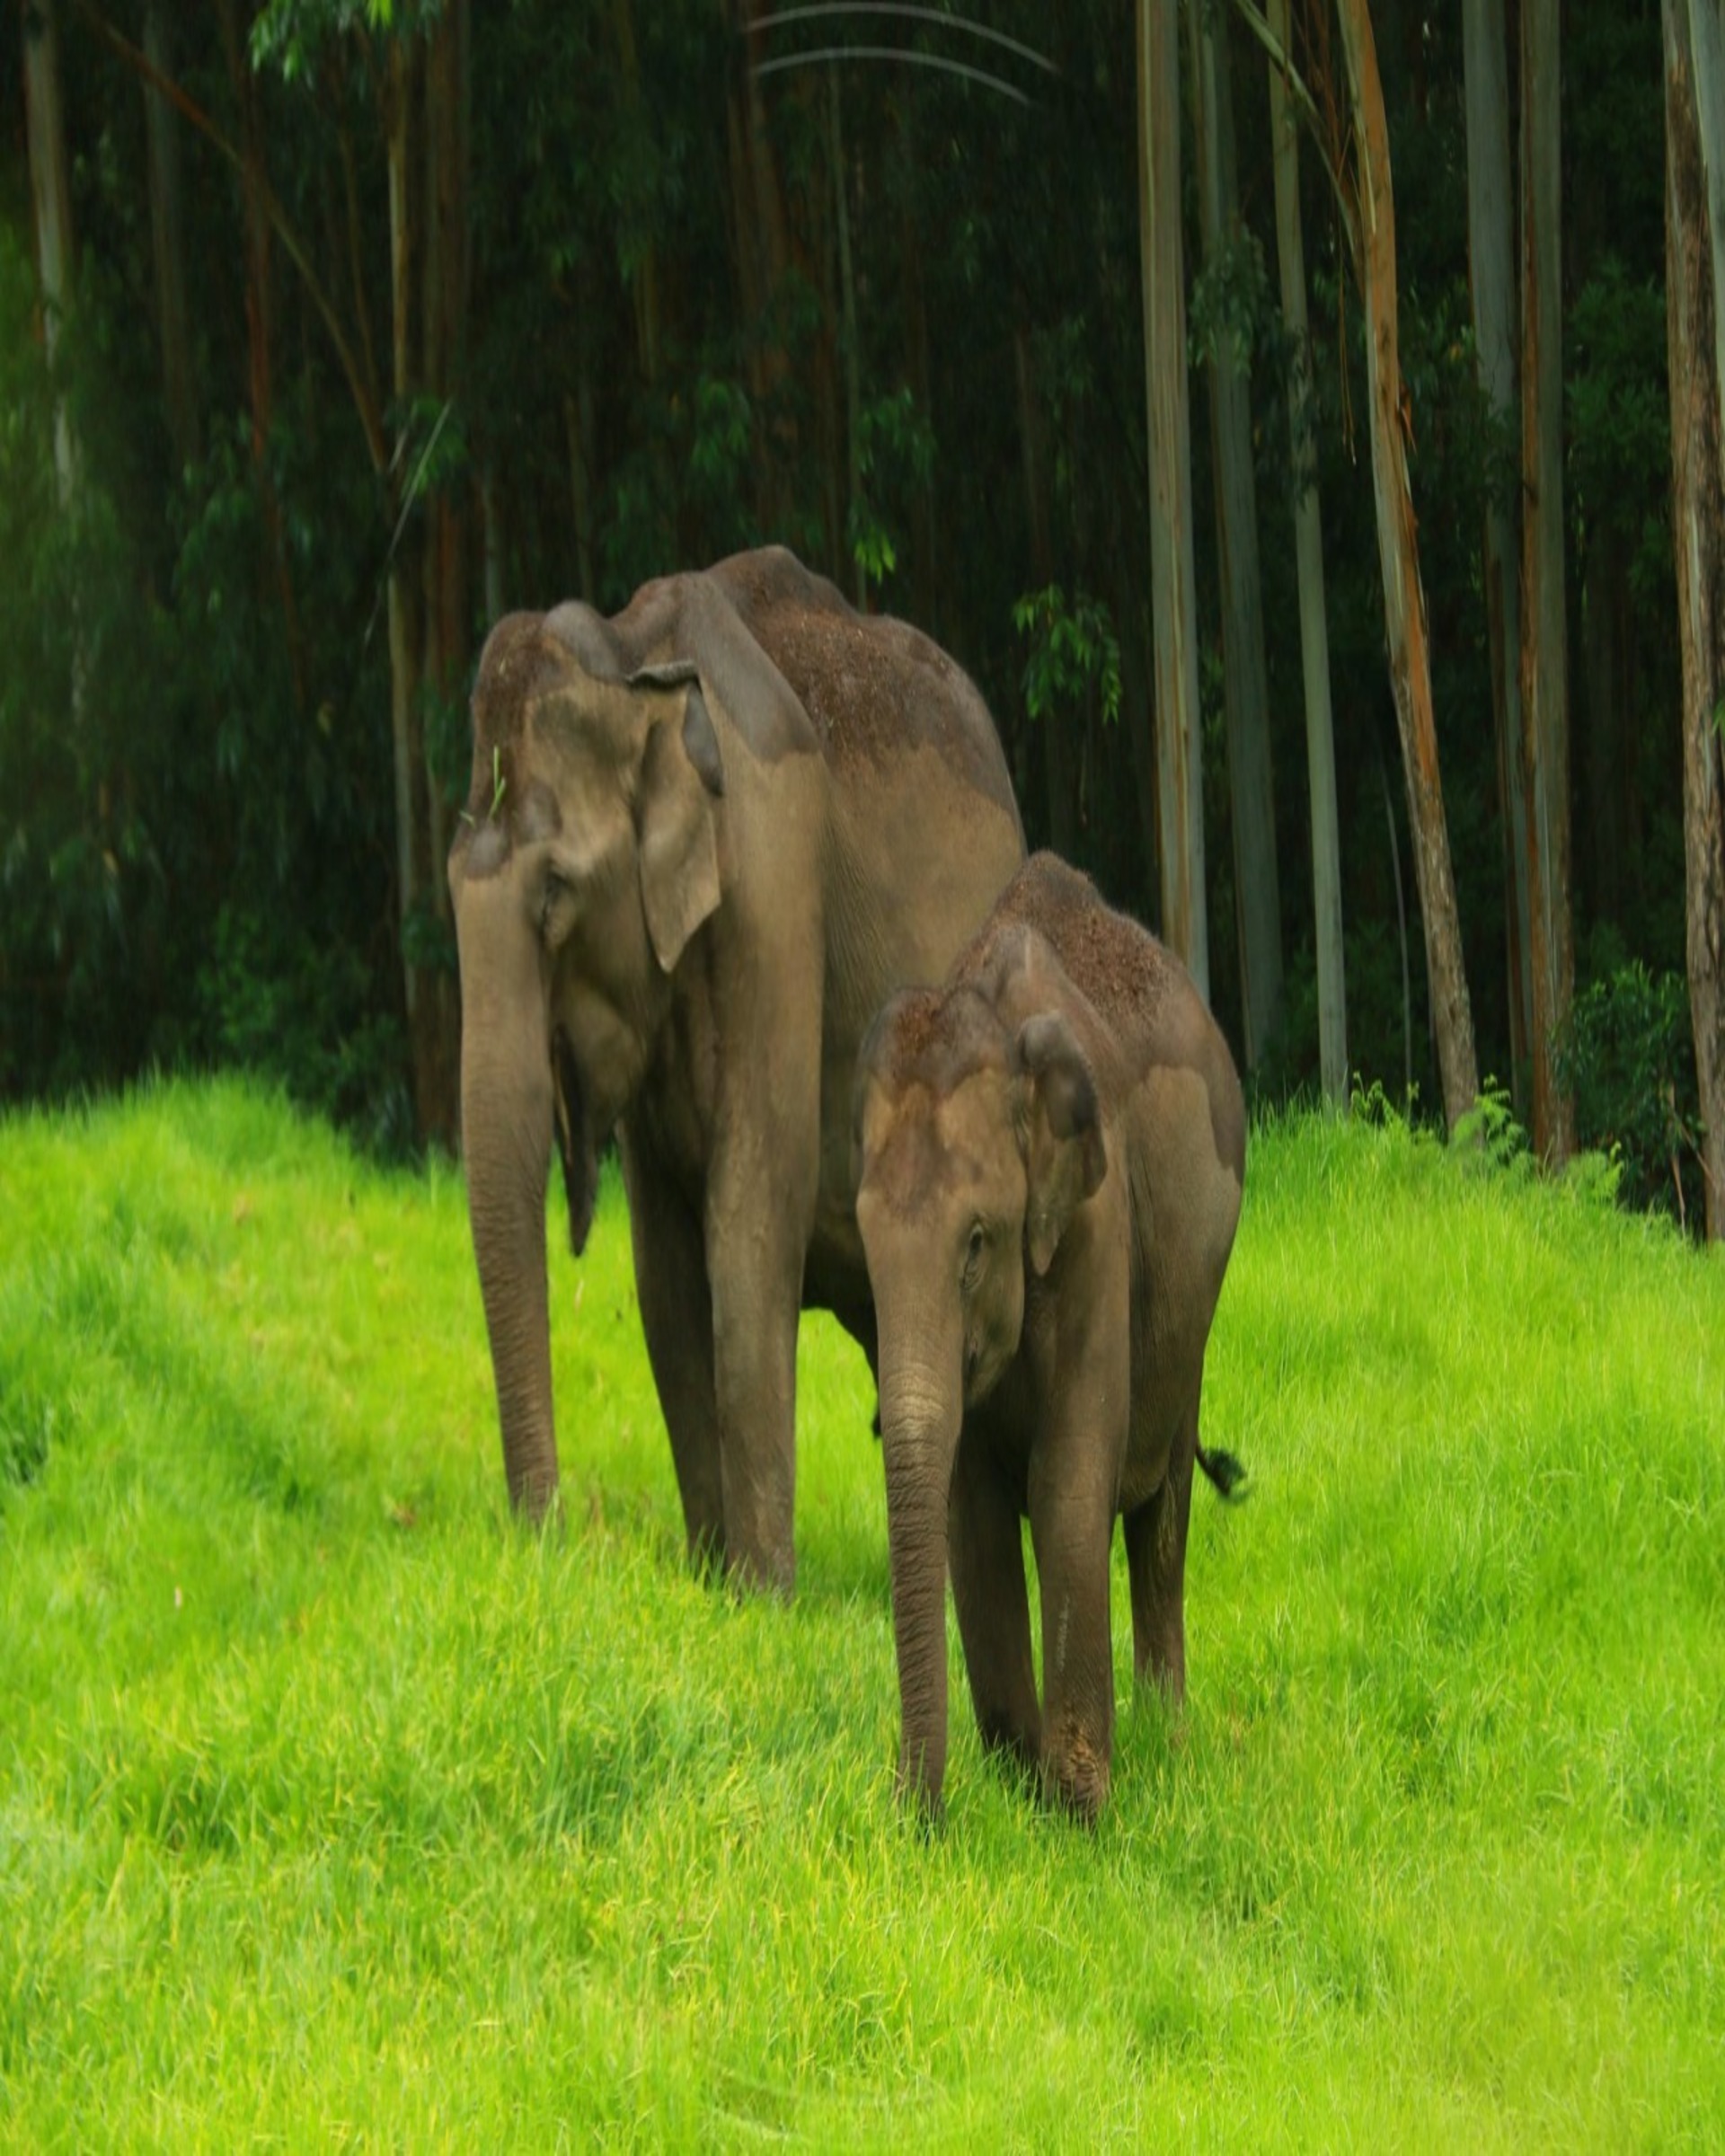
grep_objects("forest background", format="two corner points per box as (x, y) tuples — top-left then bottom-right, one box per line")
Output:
(4, 0), (1721, 1240)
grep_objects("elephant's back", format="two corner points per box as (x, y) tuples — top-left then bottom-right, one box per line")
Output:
(988, 853), (1245, 1186)
(710, 549), (1020, 820)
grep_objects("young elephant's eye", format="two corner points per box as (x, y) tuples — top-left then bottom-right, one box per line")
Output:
(962, 1220), (986, 1283)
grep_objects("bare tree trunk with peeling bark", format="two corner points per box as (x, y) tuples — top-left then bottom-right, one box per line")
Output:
(1269, 0), (1346, 1107)
(1334, 0), (1481, 1135)
(1464, 0), (1534, 1115)
(1662, 0), (1725, 1240)
(1192, 0), (1283, 1071)
(1518, 0), (1576, 1167)
(1137, 0), (1209, 1003)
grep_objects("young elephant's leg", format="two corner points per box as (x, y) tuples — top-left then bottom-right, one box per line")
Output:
(621, 1137), (724, 1568)
(1123, 1436), (1196, 1701)
(949, 1440), (1039, 1776)
(1027, 1456), (1117, 1820)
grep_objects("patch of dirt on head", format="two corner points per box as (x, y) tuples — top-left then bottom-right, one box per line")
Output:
(880, 982), (1009, 1094)
(467, 613), (568, 818)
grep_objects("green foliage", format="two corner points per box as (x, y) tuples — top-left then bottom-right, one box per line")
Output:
(197, 911), (413, 1155)
(2, 1083), (1722, 2140)
(1558, 961), (1705, 1228)
(1188, 224), (1275, 377)
(1012, 584), (1121, 729)
(848, 389), (936, 596)
(250, 0), (408, 80)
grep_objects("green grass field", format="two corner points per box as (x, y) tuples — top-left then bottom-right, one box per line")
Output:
(2, 1078), (1721, 2146)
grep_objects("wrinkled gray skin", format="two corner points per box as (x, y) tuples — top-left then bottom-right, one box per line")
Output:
(448, 546), (1023, 1590)
(854, 853), (1245, 1819)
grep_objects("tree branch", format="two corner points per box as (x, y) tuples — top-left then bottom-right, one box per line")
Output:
(1229, 0), (1358, 266)
(73, 0), (390, 476)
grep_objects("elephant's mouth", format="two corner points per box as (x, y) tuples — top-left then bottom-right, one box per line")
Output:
(552, 1027), (599, 1256)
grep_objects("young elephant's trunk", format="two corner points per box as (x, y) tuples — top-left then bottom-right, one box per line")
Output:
(875, 1294), (964, 1816)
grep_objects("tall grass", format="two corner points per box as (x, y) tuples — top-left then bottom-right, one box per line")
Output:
(2, 1078), (1721, 2144)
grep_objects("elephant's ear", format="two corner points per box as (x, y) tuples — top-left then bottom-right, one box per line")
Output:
(633, 676), (725, 973)
(1013, 1011), (1106, 1277)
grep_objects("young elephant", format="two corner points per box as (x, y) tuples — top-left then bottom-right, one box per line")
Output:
(854, 853), (1246, 1819)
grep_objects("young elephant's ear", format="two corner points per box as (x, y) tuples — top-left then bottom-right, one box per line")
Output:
(632, 671), (725, 973)
(1013, 1011), (1106, 1277)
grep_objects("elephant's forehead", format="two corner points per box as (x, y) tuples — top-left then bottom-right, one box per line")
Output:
(456, 778), (563, 882)
(862, 1070), (1012, 1219)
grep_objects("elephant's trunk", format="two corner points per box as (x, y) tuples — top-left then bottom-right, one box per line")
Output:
(460, 973), (560, 1523)
(875, 1294), (963, 1817)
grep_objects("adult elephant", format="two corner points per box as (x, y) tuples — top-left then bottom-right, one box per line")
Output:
(449, 546), (1024, 1590)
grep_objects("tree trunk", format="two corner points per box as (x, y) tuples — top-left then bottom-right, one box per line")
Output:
(1518, 0), (1575, 1166)
(23, 0), (78, 516)
(1335, 0), (1481, 1134)
(564, 379), (597, 598)
(384, 20), (465, 1152)
(1191, 0), (1282, 1069)
(830, 71), (863, 604)
(142, 5), (198, 476)
(1663, 0), (1725, 1240)
(1464, 0), (1533, 1111)
(22, 0), (82, 739)
(725, 0), (795, 533)
(1269, 0), (1346, 1107)
(1137, 0), (1209, 1001)
(1582, 521), (1625, 927)
(217, 0), (308, 715)
(1016, 326), (1076, 859)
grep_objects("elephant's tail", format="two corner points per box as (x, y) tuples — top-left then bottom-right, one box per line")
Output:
(1197, 1444), (1250, 1502)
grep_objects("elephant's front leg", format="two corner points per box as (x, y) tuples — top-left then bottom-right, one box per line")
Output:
(1025, 1246), (1130, 1819)
(1027, 1456), (1118, 1820)
(949, 1438), (1040, 1777)
(620, 1135), (725, 1569)
(704, 1121), (818, 1596)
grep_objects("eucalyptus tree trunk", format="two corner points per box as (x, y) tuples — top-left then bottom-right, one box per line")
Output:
(1137, 0), (1208, 1002)
(142, 5), (198, 477)
(725, 0), (796, 534)
(1662, 0), (1725, 1241)
(1334, 0), (1480, 1135)
(1191, 0), (1282, 1070)
(22, 0), (83, 747)
(23, 0), (78, 517)
(829, 75), (862, 603)
(1268, 0), (1345, 1106)
(384, 5), (469, 1151)
(1463, 0), (1533, 1111)
(1518, 0), (1576, 1167)
(1016, 326), (1077, 860)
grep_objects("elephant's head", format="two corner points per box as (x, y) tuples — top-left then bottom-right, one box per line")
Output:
(448, 608), (726, 1519)
(852, 938), (1106, 1808)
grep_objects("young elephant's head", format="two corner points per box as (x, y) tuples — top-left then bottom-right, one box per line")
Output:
(853, 951), (1106, 1809)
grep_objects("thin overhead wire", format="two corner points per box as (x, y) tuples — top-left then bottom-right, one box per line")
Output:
(751, 43), (1032, 104)
(745, 4), (1057, 76)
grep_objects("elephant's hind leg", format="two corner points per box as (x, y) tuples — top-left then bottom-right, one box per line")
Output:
(1124, 1440), (1196, 1702)
(949, 1443), (1040, 1775)
(621, 1138), (726, 1570)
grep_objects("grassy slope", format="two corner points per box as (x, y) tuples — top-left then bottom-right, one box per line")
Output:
(1, 1079), (1721, 2146)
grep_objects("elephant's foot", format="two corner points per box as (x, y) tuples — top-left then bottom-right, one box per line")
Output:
(1041, 1719), (1110, 1823)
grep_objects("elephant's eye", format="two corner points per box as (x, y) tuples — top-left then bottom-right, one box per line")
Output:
(540, 870), (574, 939)
(962, 1221), (986, 1284)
